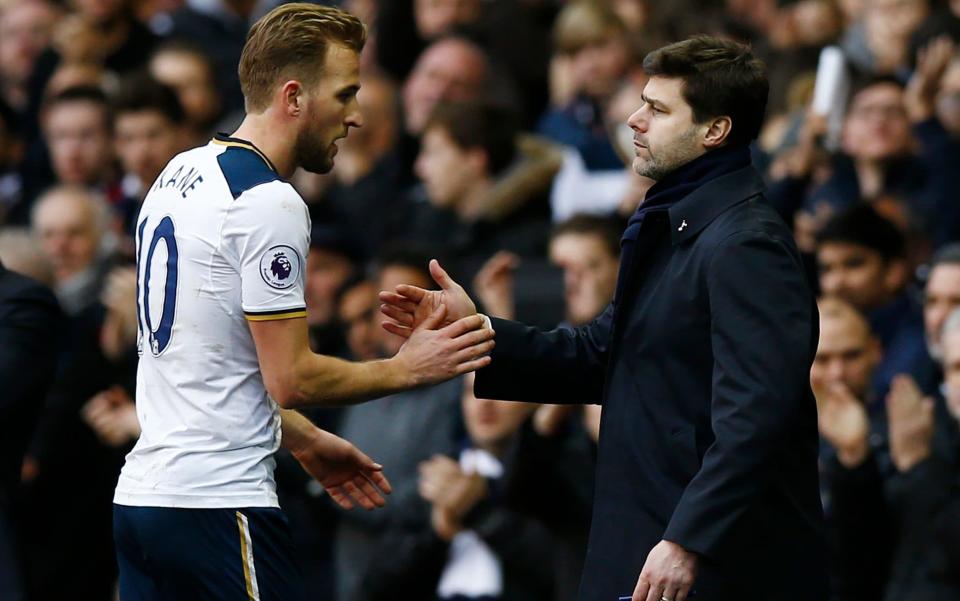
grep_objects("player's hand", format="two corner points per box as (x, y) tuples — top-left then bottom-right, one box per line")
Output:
(290, 429), (392, 511)
(633, 539), (698, 601)
(379, 259), (478, 339)
(393, 304), (494, 386)
(886, 374), (935, 472)
(815, 382), (871, 467)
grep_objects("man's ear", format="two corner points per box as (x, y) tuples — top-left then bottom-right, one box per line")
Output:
(884, 258), (909, 294)
(702, 116), (732, 149)
(280, 80), (303, 117)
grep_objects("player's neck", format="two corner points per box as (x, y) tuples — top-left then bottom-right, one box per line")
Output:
(231, 117), (297, 179)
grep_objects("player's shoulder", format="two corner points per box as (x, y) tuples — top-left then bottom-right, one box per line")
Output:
(209, 134), (297, 203)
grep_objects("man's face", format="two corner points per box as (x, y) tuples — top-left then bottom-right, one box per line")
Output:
(414, 126), (476, 209)
(338, 280), (381, 361)
(549, 232), (619, 326)
(811, 313), (880, 400)
(842, 83), (911, 162)
(305, 247), (354, 327)
(33, 192), (100, 280)
(414, 0), (481, 39)
(569, 37), (630, 100)
(817, 242), (895, 311)
(295, 44), (362, 175)
(0, 1), (58, 86)
(402, 39), (486, 134)
(73, 0), (125, 24)
(115, 110), (183, 189)
(461, 373), (535, 450)
(942, 328), (960, 421)
(45, 100), (113, 186)
(627, 76), (705, 181)
(150, 51), (221, 130)
(924, 263), (960, 360)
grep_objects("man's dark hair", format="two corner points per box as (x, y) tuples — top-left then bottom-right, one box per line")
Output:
(551, 214), (626, 260)
(642, 35), (768, 147)
(930, 243), (960, 269)
(111, 72), (186, 125)
(44, 86), (111, 131)
(845, 74), (905, 112)
(815, 204), (906, 262)
(424, 100), (518, 175)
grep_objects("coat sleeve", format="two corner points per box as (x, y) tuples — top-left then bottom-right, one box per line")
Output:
(663, 230), (817, 556)
(474, 304), (613, 404)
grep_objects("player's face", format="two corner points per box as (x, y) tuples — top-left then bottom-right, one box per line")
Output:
(627, 76), (706, 181)
(296, 44), (362, 174)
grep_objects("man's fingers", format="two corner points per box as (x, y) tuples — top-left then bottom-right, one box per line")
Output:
(328, 487), (355, 510)
(442, 314), (486, 338)
(380, 303), (414, 326)
(353, 475), (386, 508)
(378, 291), (418, 314)
(381, 321), (413, 339)
(417, 303), (447, 331)
(394, 284), (428, 302)
(455, 355), (492, 375)
(430, 259), (458, 291)
(645, 583), (665, 601)
(456, 340), (495, 363)
(341, 479), (376, 511)
(661, 584), (680, 601)
(452, 325), (496, 350)
(633, 577), (650, 601)
(367, 469), (392, 495)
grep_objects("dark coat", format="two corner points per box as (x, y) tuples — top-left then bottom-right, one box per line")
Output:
(475, 164), (828, 601)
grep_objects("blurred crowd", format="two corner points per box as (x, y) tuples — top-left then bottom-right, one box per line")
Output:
(1, 0), (960, 600)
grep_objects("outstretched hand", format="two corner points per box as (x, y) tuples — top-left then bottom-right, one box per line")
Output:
(291, 429), (393, 511)
(379, 259), (478, 339)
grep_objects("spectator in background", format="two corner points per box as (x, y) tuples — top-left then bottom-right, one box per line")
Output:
(0, 227), (52, 285)
(41, 86), (120, 203)
(358, 373), (556, 601)
(305, 224), (362, 358)
(0, 0), (59, 114)
(334, 246), (463, 601)
(539, 1), (633, 171)
(402, 100), (553, 278)
(148, 40), (224, 141)
(0, 99), (24, 223)
(111, 72), (189, 240)
(31, 185), (115, 316)
(771, 40), (960, 248)
(816, 204), (929, 401)
(0, 259), (60, 601)
(924, 244), (960, 366)
(812, 296), (891, 601)
(336, 276), (381, 362)
(935, 50), (960, 136)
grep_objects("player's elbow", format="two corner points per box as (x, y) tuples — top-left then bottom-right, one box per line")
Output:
(264, 373), (308, 409)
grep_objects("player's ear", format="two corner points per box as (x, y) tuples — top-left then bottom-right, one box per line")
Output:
(280, 81), (302, 117)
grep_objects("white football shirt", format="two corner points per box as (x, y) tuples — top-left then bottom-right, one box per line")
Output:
(114, 134), (310, 508)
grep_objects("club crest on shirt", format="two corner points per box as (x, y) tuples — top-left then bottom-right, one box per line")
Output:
(260, 245), (301, 290)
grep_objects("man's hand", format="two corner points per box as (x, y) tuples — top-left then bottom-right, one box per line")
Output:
(379, 259), (478, 339)
(815, 382), (871, 467)
(633, 540), (698, 601)
(392, 305), (494, 387)
(287, 426), (392, 511)
(906, 36), (954, 122)
(418, 455), (487, 522)
(81, 386), (141, 447)
(473, 251), (519, 320)
(886, 374), (935, 472)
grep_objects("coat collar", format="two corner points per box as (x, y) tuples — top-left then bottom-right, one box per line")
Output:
(667, 165), (765, 245)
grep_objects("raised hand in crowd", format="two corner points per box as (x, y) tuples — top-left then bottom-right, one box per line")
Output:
(905, 36), (955, 123)
(418, 454), (487, 541)
(886, 374), (935, 473)
(473, 251), (519, 320)
(816, 382), (871, 468)
(81, 386), (140, 448)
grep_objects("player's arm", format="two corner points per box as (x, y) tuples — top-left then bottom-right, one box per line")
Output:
(279, 408), (392, 510)
(249, 306), (493, 409)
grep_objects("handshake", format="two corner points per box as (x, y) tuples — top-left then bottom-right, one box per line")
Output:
(380, 260), (495, 387)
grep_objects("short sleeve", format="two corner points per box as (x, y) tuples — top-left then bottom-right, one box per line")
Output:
(223, 181), (310, 321)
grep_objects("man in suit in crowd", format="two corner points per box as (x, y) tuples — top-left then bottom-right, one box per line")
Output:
(381, 36), (826, 601)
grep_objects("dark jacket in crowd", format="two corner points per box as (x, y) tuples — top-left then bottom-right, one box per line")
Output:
(476, 145), (828, 601)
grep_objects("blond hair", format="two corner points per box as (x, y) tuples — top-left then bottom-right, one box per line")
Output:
(553, 1), (626, 55)
(239, 3), (366, 113)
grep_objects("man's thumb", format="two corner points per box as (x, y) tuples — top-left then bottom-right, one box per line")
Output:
(430, 259), (455, 291)
(419, 302), (447, 330)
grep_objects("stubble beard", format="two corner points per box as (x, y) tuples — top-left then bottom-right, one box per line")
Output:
(295, 127), (335, 175)
(632, 126), (702, 181)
